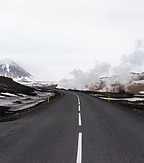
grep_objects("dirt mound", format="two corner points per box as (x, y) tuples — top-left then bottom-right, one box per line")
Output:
(0, 76), (36, 96)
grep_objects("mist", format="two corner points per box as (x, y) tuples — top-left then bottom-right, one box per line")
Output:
(59, 62), (111, 89)
(59, 41), (144, 89)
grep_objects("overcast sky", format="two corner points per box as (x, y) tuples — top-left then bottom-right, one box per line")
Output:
(0, 0), (144, 81)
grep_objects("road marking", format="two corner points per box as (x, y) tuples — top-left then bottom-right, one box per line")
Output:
(75, 94), (80, 103)
(73, 93), (81, 111)
(76, 133), (83, 163)
(79, 113), (82, 126)
(78, 105), (81, 112)
(72, 93), (83, 163)
(73, 93), (82, 126)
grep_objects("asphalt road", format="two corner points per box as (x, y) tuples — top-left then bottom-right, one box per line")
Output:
(0, 91), (144, 163)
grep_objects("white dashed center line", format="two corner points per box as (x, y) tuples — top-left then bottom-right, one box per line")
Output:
(78, 104), (81, 112)
(73, 93), (83, 163)
(76, 133), (83, 163)
(79, 113), (82, 126)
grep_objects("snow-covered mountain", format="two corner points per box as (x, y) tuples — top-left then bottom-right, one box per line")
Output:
(0, 59), (33, 82)
(0, 59), (58, 88)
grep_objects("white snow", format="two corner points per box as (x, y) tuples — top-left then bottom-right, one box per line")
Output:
(99, 97), (144, 102)
(14, 76), (34, 83)
(17, 94), (27, 97)
(35, 91), (53, 97)
(0, 90), (54, 111)
(0, 99), (13, 106)
(9, 100), (46, 111)
(0, 58), (33, 81)
(132, 80), (144, 84)
(5, 63), (10, 73)
(134, 94), (144, 97)
(139, 91), (144, 94)
(0, 96), (5, 98)
(18, 80), (55, 87)
(90, 94), (104, 97)
(1, 93), (17, 97)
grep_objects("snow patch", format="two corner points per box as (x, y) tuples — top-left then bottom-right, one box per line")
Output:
(0, 90), (54, 111)
(0, 99), (13, 106)
(9, 100), (46, 111)
(139, 91), (144, 94)
(99, 97), (144, 102)
(1, 93), (17, 97)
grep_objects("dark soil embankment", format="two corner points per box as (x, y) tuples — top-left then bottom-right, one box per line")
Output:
(0, 76), (36, 96)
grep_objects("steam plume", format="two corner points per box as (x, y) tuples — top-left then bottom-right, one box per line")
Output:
(59, 40), (144, 90)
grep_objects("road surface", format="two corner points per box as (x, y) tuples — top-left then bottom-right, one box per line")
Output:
(0, 91), (144, 163)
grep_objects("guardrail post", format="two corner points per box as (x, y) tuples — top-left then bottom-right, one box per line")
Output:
(108, 95), (110, 102)
(48, 96), (50, 103)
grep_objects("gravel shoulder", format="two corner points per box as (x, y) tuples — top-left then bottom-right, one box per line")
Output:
(89, 92), (144, 114)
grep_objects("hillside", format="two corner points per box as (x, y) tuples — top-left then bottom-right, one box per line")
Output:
(0, 76), (35, 96)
